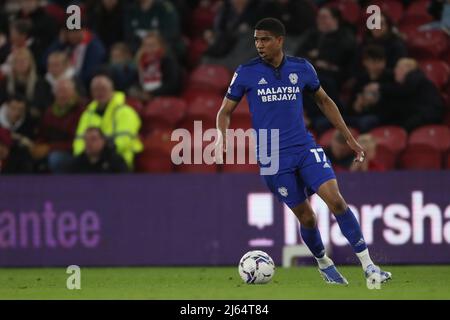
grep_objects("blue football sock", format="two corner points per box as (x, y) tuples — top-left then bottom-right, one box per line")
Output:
(334, 207), (367, 253)
(300, 225), (326, 258)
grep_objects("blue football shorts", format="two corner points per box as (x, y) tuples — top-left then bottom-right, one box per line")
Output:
(262, 143), (336, 209)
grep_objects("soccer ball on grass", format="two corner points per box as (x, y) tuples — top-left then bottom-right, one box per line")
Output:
(238, 250), (275, 284)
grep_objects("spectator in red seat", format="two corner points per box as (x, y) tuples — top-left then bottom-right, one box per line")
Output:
(13, 0), (58, 65)
(0, 20), (39, 74)
(71, 127), (128, 174)
(73, 75), (143, 168)
(365, 58), (444, 132)
(346, 45), (394, 132)
(32, 78), (85, 173)
(296, 7), (356, 94)
(44, 51), (86, 99)
(45, 23), (106, 91)
(0, 47), (51, 119)
(0, 94), (37, 146)
(298, 7), (356, 134)
(324, 131), (354, 172)
(86, 0), (126, 50)
(106, 42), (138, 93)
(124, 0), (184, 58)
(350, 134), (385, 172)
(0, 126), (33, 174)
(361, 13), (407, 69)
(129, 32), (181, 103)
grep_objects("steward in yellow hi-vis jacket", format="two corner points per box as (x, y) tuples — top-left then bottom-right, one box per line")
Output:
(73, 76), (143, 168)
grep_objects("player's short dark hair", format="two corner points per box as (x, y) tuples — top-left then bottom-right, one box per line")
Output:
(362, 45), (386, 61)
(255, 18), (286, 37)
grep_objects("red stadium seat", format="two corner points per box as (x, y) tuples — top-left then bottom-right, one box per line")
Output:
(442, 93), (450, 110)
(187, 93), (222, 121)
(370, 125), (408, 154)
(419, 60), (450, 90)
(441, 47), (450, 66)
(229, 97), (252, 130)
(399, 144), (442, 170)
(188, 64), (232, 95)
(405, 0), (432, 17)
(326, 0), (361, 25)
(135, 131), (176, 173)
(190, 0), (219, 36)
(373, 144), (397, 170)
(232, 96), (250, 116)
(371, 0), (404, 24)
(44, 3), (65, 26)
(400, 0), (435, 42)
(126, 96), (144, 115)
(400, 13), (434, 29)
(229, 116), (252, 131)
(408, 125), (450, 152)
(187, 37), (209, 68)
(318, 128), (359, 148)
(444, 111), (450, 127)
(399, 27), (449, 58)
(135, 152), (174, 173)
(178, 93), (222, 133)
(446, 153), (450, 169)
(182, 88), (210, 104)
(178, 118), (215, 134)
(142, 129), (176, 155)
(143, 97), (187, 132)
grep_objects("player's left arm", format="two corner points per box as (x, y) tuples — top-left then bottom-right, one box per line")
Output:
(313, 87), (366, 162)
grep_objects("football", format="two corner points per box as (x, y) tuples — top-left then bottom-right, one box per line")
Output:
(238, 250), (275, 284)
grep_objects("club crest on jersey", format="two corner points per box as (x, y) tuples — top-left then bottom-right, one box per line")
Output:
(278, 187), (288, 197)
(289, 73), (298, 85)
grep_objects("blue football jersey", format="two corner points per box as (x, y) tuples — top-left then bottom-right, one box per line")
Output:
(226, 55), (320, 159)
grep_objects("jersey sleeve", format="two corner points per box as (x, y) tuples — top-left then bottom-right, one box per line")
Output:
(303, 60), (321, 92)
(225, 65), (247, 102)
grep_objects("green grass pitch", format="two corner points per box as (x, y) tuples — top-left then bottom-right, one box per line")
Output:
(1, 266), (450, 300)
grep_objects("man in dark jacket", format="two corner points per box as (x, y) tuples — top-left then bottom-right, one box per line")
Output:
(71, 127), (128, 174)
(346, 45), (394, 132)
(296, 6), (356, 130)
(14, 0), (58, 63)
(296, 7), (356, 89)
(365, 58), (444, 131)
(44, 25), (106, 90)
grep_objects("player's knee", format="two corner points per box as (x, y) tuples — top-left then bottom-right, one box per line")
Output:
(328, 197), (348, 214)
(301, 213), (316, 228)
(292, 204), (316, 228)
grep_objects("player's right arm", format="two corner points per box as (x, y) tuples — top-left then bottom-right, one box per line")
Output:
(216, 97), (239, 153)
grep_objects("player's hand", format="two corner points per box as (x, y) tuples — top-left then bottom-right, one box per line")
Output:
(347, 138), (366, 163)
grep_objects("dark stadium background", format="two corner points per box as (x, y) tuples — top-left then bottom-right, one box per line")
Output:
(0, 0), (449, 300)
